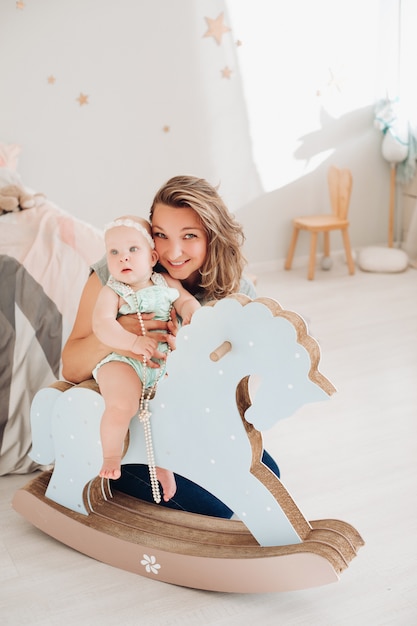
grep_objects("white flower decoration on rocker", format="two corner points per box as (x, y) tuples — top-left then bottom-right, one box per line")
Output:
(103, 218), (155, 249)
(141, 554), (161, 574)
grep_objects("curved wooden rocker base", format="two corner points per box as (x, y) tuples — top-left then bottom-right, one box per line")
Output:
(13, 471), (364, 593)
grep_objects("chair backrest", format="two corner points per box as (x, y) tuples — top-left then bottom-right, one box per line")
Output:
(328, 166), (353, 219)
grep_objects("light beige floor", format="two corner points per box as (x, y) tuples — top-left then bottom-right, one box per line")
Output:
(2, 258), (417, 626)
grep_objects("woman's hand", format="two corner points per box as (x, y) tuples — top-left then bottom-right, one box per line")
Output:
(117, 312), (174, 366)
(117, 312), (169, 343)
(167, 307), (179, 335)
(165, 308), (178, 351)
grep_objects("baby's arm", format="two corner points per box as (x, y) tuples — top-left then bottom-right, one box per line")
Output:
(164, 275), (201, 325)
(93, 285), (157, 357)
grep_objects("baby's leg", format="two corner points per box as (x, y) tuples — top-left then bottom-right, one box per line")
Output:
(97, 362), (142, 479)
(156, 467), (177, 502)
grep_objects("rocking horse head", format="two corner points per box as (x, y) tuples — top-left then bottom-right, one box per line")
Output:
(160, 295), (335, 432)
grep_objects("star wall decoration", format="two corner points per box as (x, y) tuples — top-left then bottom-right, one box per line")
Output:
(162, 125), (170, 133)
(316, 66), (347, 98)
(327, 66), (346, 93)
(47, 75), (56, 85)
(221, 66), (233, 80)
(76, 93), (89, 106)
(16, 1), (25, 9)
(203, 13), (231, 45)
(327, 68), (341, 93)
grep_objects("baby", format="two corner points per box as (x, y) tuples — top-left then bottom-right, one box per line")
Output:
(92, 215), (200, 501)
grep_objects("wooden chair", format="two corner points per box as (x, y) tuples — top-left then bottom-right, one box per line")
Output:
(284, 166), (355, 280)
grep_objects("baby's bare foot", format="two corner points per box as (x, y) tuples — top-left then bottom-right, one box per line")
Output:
(100, 456), (121, 480)
(156, 467), (177, 501)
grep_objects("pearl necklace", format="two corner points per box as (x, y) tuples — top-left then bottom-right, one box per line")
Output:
(132, 290), (169, 505)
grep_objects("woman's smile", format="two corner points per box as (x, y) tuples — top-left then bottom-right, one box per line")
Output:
(168, 259), (189, 267)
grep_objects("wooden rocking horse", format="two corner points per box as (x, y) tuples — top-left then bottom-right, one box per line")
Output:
(12, 295), (364, 593)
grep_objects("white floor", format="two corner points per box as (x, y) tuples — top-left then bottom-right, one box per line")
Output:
(2, 258), (417, 626)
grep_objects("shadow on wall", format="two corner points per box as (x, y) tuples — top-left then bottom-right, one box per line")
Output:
(294, 106), (374, 161)
(239, 105), (390, 266)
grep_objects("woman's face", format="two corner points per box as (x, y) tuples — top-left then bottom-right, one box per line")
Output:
(151, 202), (208, 290)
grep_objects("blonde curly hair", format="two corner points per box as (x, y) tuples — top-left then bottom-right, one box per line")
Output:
(150, 176), (246, 301)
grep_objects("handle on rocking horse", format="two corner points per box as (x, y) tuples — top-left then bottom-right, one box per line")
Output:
(210, 341), (232, 362)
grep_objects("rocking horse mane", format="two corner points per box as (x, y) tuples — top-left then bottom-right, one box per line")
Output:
(207, 293), (336, 397)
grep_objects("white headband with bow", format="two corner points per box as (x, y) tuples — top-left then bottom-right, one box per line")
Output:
(103, 218), (155, 249)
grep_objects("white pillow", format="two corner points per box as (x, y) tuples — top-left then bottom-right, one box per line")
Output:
(357, 246), (409, 273)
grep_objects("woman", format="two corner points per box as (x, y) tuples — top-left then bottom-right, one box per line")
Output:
(62, 175), (280, 517)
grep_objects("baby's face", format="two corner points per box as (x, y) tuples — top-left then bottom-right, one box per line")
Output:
(105, 226), (156, 286)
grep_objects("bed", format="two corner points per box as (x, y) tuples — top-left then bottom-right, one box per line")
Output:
(0, 160), (104, 475)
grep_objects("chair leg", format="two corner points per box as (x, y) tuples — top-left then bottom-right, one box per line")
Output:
(284, 227), (299, 270)
(323, 232), (330, 257)
(341, 229), (355, 275)
(308, 232), (318, 280)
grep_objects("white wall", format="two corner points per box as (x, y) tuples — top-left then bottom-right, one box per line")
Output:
(0, 0), (399, 267)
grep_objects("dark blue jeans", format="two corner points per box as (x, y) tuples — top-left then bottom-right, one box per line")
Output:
(111, 450), (280, 519)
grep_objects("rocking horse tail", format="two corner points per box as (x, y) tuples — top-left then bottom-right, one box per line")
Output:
(29, 382), (73, 465)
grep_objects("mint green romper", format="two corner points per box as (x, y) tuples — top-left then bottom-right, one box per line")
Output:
(92, 272), (179, 388)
